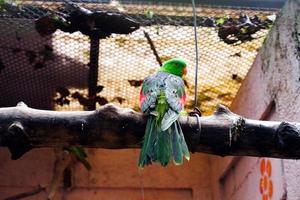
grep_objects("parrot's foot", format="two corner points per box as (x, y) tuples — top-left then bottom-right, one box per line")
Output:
(189, 107), (202, 153)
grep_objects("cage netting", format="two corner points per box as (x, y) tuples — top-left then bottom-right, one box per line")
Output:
(0, 0), (278, 115)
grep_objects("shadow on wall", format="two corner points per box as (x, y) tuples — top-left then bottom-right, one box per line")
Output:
(0, 19), (88, 110)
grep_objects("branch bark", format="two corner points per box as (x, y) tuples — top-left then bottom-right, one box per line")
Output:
(1, 102), (300, 160)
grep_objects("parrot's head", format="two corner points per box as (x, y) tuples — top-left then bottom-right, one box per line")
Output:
(159, 58), (187, 77)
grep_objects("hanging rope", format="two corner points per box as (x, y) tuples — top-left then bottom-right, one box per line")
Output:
(191, 0), (199, 108)
(189, 0), (202, 152)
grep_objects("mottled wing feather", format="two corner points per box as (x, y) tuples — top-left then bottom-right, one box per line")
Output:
(140, 75), (160, 113)
(161, 109), (179, 131)
(165, 74), (186, 112)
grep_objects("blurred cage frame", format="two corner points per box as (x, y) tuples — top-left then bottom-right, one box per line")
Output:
(0, 0), (279, 114)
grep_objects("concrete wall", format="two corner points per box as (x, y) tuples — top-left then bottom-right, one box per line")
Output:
(210, 0), (300, 199)
(0, 148), (212, 200)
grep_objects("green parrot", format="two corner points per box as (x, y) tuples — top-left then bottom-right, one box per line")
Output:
(138, 58), (190, 168)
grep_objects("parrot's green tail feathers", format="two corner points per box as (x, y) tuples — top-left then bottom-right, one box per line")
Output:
(138, 117), (190, 168)
(157, 129), (172, 167)
(177, 121), (190, 161)
(138, 116), (156, 168)
(172, 122), (183, 165)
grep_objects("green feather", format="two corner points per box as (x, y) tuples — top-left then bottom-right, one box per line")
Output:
(177, 122), (190, 161)
(138, 115), (156, 168)
(157, 129), (172, 167)
(172, 123), (183, 165)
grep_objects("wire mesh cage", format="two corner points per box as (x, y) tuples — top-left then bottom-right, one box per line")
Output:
(0, 0), (278, 114)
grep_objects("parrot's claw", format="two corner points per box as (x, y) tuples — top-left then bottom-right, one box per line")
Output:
(189, 107), (202, 153)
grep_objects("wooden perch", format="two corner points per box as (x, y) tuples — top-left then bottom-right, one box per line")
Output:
(1, 102), (300, 160)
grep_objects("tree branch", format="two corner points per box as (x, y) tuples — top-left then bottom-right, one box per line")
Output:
(143, 30), (162, 66)
(3, 185), (46, 200)
(1, 102), (300, 159)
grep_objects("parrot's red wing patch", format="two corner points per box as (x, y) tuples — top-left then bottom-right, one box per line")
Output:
(181, 94), (187, 106)
(139, 90), (146, 109)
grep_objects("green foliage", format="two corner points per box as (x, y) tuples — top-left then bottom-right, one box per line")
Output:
(0, 0), (22, 11)
(145, 9), (154, 19)
(0, 0), (5, 11)
(65, 146), (92, 171)
(216, 17), (227, 26)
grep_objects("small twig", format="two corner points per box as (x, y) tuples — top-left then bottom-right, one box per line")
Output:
(45, 148), (76, 200)
(3, 149), (77, 200)
(143, 30), (162, 66)
(3, 185), (46, 200)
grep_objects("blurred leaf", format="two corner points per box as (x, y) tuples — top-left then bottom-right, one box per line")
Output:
(0, 0), (5, 11)
(217, 14), (273, 45)
(203, 18), (215, 27)
(199, 93), (213, 102)
(128, 79), (143, 87)
(78, 98), (89, 107)
(229, 52), (241, 57)
(232, 73), (243, 83)
(55, 97), (70, 106)
(113, 96), (125, 104)
(218, 92), (233, 101)
(216, 17), (226, 26)
(71, 91), (82, 99)
(96, 85), (104, 93)
(40, 44), (54, 61)
(95, 96), (108, 106)
(56, 87), (70, 97)
(155, 25), (160, 35)
(35, 16), (57, 36)
(145, 9), (154, 19)
(71, 93), (90, 107)
(240, 27), (247, 34)
(115, 37), (127, 47)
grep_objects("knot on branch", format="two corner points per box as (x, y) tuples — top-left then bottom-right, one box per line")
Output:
(96, 104), (145, 124)
(16, 101), (28, 108)
(276, 122), (300, 155)
(95, 104), (119, 119)
(2, 122), (32, 159)
(230, 117), (246, 146)
(214, 104), (232, 116)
